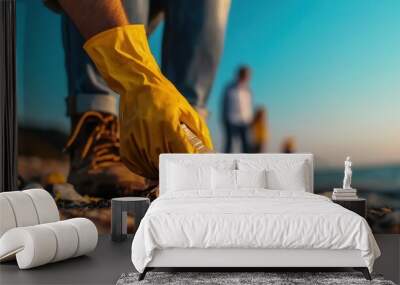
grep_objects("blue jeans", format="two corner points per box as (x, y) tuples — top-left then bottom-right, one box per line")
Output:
(224, 123), (252, 153)
(62, 0), (231, 117)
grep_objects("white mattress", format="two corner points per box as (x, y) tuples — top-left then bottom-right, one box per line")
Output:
(131, 190), (380, 273)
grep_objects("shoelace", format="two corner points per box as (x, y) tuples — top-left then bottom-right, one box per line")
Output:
(65, 111), (121, 169)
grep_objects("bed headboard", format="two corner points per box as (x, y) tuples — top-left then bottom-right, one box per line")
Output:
(159, 153), (314, 195)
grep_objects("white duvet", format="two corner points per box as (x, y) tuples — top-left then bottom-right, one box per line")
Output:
(131, 190), (380, 273)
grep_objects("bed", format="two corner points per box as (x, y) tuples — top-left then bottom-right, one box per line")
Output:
(131, 154), (380, 280)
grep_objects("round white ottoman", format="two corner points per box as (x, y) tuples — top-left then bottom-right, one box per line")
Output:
(0, 189), (98, 269)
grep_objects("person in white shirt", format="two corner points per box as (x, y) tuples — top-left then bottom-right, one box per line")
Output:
(222, 66), (253, 153)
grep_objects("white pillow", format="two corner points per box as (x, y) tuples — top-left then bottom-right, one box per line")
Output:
(211, 168), (236, 190)
(236, 169), (267, 189)
(167, 163), (211, 191)
(238, 159), (308, 191)
(266, 163), (307, 191)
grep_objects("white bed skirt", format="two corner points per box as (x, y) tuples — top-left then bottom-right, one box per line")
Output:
(148, 248), (366, 268)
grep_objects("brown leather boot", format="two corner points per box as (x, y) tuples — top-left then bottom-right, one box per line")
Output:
(65, 111), (157, 199)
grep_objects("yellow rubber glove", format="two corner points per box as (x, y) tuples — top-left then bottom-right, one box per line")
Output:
(84, 25), (213, 179)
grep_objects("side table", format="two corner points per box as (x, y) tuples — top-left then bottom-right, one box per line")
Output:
(332, 198), (367, 218)
(111, 197), (150, 241)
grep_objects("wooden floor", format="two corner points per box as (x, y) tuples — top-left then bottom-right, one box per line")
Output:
(0, 235), (398, 285)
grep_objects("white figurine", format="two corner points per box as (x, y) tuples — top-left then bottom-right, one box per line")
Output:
(343, 156), (352, 189)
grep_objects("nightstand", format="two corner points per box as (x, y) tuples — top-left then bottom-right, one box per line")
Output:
(332, 198), (367, 218)
(111, 197), (150, 242)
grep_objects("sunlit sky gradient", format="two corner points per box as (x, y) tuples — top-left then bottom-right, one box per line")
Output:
(17, 0), (400, 167)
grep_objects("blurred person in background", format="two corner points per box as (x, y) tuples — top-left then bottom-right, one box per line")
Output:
(251, 107), (268, 153)
(222, 66), (253, 153)
(45, 0), (231, 198)
(281, 136), (296, 153)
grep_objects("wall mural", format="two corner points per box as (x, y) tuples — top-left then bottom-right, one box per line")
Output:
(17, 0), (400, 234)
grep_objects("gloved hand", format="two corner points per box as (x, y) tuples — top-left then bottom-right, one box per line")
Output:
(84, 25), (213, 179)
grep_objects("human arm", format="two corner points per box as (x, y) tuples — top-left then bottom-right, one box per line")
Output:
(58, 0), (128, 39)
(57, 0), (213, 179)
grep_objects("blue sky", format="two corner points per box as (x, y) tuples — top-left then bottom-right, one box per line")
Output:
(17, 0), (400, 167)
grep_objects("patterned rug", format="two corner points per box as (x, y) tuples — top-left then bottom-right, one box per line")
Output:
(116, 271), (395, 285)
